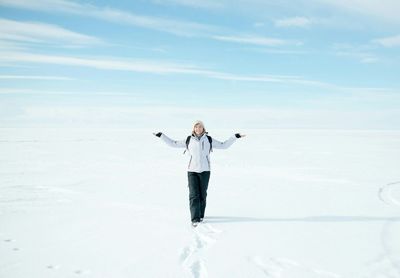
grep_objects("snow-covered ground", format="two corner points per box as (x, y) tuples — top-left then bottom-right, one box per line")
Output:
(1, 127), (400, 278)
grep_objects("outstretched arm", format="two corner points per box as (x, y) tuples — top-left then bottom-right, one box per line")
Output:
(212, 133), (245, 149)
(153, 132), (186, 148)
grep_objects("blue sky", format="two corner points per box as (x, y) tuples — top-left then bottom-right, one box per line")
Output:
(0, 0), (399, 129)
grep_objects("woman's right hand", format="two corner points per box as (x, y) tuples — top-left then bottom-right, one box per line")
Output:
(153, 132), (162, 137)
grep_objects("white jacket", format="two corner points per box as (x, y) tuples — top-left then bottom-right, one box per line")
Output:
(160, 133), (237, 173)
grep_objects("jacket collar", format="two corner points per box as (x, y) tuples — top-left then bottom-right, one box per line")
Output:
(192, 132), (207, 140)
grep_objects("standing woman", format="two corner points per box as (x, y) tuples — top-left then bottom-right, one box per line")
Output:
(154, 120), (245, 227)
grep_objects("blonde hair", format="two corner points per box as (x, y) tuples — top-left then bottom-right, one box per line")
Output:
(192, 120), (206, 135)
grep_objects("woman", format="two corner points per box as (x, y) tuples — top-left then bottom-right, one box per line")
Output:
(154, 120), (245, 227)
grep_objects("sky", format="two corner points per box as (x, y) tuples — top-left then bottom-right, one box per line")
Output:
(0, 0), (399, 129)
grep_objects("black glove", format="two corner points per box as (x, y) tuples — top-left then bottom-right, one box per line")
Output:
(154, 132), (162, 137)
(235, 133), (241, 138)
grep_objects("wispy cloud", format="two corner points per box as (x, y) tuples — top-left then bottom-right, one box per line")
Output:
(154, 0), (400, 26)
(275, 17), (312, 28)
(0, 18), (102, 47)
(0, 88), (143, 96)
(212, 35), (299, 47)
(0, 50), (359, 90)
(0, 0), (83, 13)
(151, 0), (224, 10)
(0, 51), (214, 75)
(253, 22), (265, 28)
(333, 43), (380, 64)
(0, 0), (295, 46)
(373, 34), (400, 47)
(257, 48), (308, 55)
(0, 75), (74, 80)
(0, 40), (28, 51)
(0, 0), (220, 37)
(335, 51), (379, 64)
(207, 72), (335, 88)
(318, 0), (400, 24)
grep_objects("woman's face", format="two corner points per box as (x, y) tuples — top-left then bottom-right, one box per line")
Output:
(194, 124), (204, 136)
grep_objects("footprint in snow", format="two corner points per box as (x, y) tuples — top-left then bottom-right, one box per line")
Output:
(47, 265), (61, 270)
(74, 269), (91, 275)
(179, 222), (223, 278)
(3, 238), (20, 251)
(189, 259), (208, 278)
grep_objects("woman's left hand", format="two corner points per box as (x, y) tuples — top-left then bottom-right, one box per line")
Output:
(235, 133), (246, 138)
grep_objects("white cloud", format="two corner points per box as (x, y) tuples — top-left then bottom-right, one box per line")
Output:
(333, 43), (381, 64)
(0, 0), (300, 48)
(359, 57), (380, 64)
(335, 51), (380, 64)
(253, 22), (265, 28)
(275, 17), (312, 28)
(212, 35), (297, 46)
(0, 40), (28, 51)
(0, 75), (74, 80)
(317, 0), (400, 24)
(207, 72), (331, 88)
(0, 51), (212, 75)
(0, 0), (219, 37)
(151, 0), (224, 9)
(0, 88), (149, 96)
(0, 0), (82, 13)
(256, 48), (308, 55)
(373, 34), (400, 47)
(0, 51), (332, 87)
(0, 18), (102, 47)
(4, 50), (392, 91)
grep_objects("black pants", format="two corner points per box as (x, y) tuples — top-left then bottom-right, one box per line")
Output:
(188, 171), (210, 222)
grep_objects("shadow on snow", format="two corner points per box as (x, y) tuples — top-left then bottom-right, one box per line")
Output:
(205, 215), (400, 223)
